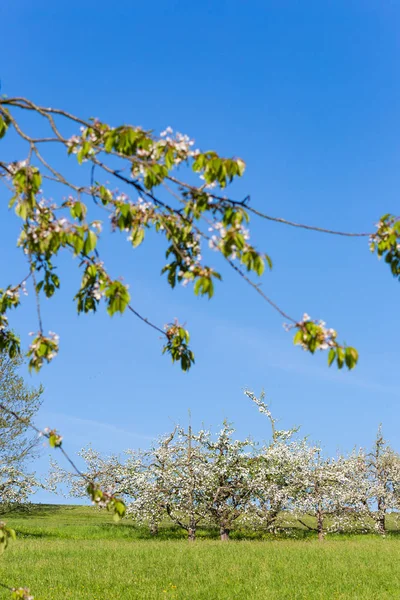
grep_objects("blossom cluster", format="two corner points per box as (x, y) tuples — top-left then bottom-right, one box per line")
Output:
(296, 313), (337, 351)
(27, 331), (60, 372)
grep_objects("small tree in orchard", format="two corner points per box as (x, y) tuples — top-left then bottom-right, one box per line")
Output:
(356, 427), (400, 535)
(125, 427), (211, 540)
(0, 465), (38, 515)
(245, 439), (311, 534)
(148, 426), (210, 541)
(128, 430), (182, 537)
(291, 448), (369, 541)
(48, 446), (129, 501)
(244, 390), (304, 533)
(0, 352), (42, 512)
(50, 445), (162, 534)
(199, 422), (254, 541)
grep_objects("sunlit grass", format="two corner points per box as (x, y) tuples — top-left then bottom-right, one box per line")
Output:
(1, 505), (400, 599)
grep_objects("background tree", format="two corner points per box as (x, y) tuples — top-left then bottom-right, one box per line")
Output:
(144, 426), (210, 542)
(199, 422), (254, 541)
(48, 446), (127, 501)
(356, 427), (400, 535)
(0, 352), (42, 512)
(243, 390), (303, 533)
(291, 449), (368, 541)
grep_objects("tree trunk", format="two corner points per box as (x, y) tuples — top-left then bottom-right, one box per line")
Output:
(377, 498), (386, 536)
(149, 522), (159, 536)
(267, 508), (279, 535)
(376, 513), (386, 536)
(317, 511), (324, 542)
(188, 527), (196, 542)
(220, 526), (230, 541)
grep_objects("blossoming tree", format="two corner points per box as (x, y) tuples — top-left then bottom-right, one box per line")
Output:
(355, 427), (400, 535)
(290, 449), (369, 540)
(0, 353), (42, 513)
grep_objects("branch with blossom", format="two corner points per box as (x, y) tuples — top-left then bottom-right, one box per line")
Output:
(0, 96), (387, 372)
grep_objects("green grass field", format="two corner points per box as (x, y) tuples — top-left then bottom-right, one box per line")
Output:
(1, 505), (400, 599)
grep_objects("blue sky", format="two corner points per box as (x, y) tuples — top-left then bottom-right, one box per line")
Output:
(1, 1), (399, 502)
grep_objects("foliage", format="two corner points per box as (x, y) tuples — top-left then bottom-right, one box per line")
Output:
(0, 96), (386, 374)
(0, 521), (16, 554)
(369, 215), (400, 279)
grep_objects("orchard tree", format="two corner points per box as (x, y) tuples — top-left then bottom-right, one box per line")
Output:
(199, 422), (254, 541)
(0, 352), (42, 512)
(49, 435), (183, 537)
(356, 427), (400, 535)
(125, 427), (210, 540)
(126, 430), (181, 537)
(145, 426), (210, 541)
(244, 391), (369, 539)
(291, 448), (369, 540)
(243, 390), (304, 532)
(0, 353), (42, 464)
(1, 94), (386, 376)
(48, 446), (129, 501)
(0, 464), (37, 515)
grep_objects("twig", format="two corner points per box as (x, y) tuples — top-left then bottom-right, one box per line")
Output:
(225, 257), (296, 323)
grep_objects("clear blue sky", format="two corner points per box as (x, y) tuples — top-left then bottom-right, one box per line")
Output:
(1, 1), (399, 502)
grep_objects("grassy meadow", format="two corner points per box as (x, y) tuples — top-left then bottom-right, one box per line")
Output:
(1, 505), (400, 599)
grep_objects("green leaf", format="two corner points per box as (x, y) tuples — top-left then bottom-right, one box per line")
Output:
(236, 158), (246, 176)
(105, 281), (130, 315)
(113, 500), (126, 521)
(99, 185), (113, 205)
(336, 347), (345, 369)
(254, 255), (264, 276)
(131, 227), (145, 248)
(83, 230), (97, 255)
(0, 114), (10, 139)
(293, 329), (303, 345)
(49, 432), (62, 448)
(71, 233), (84, 255)
(15, 201), (29, 220)
(193, 278), (201, 296)
(328, 348), (336, 367)
(344, 347), (359, 370)
(70, 202), (87, 221)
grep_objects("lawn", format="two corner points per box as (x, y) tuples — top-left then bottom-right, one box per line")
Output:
(1, 505), (400, 599)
